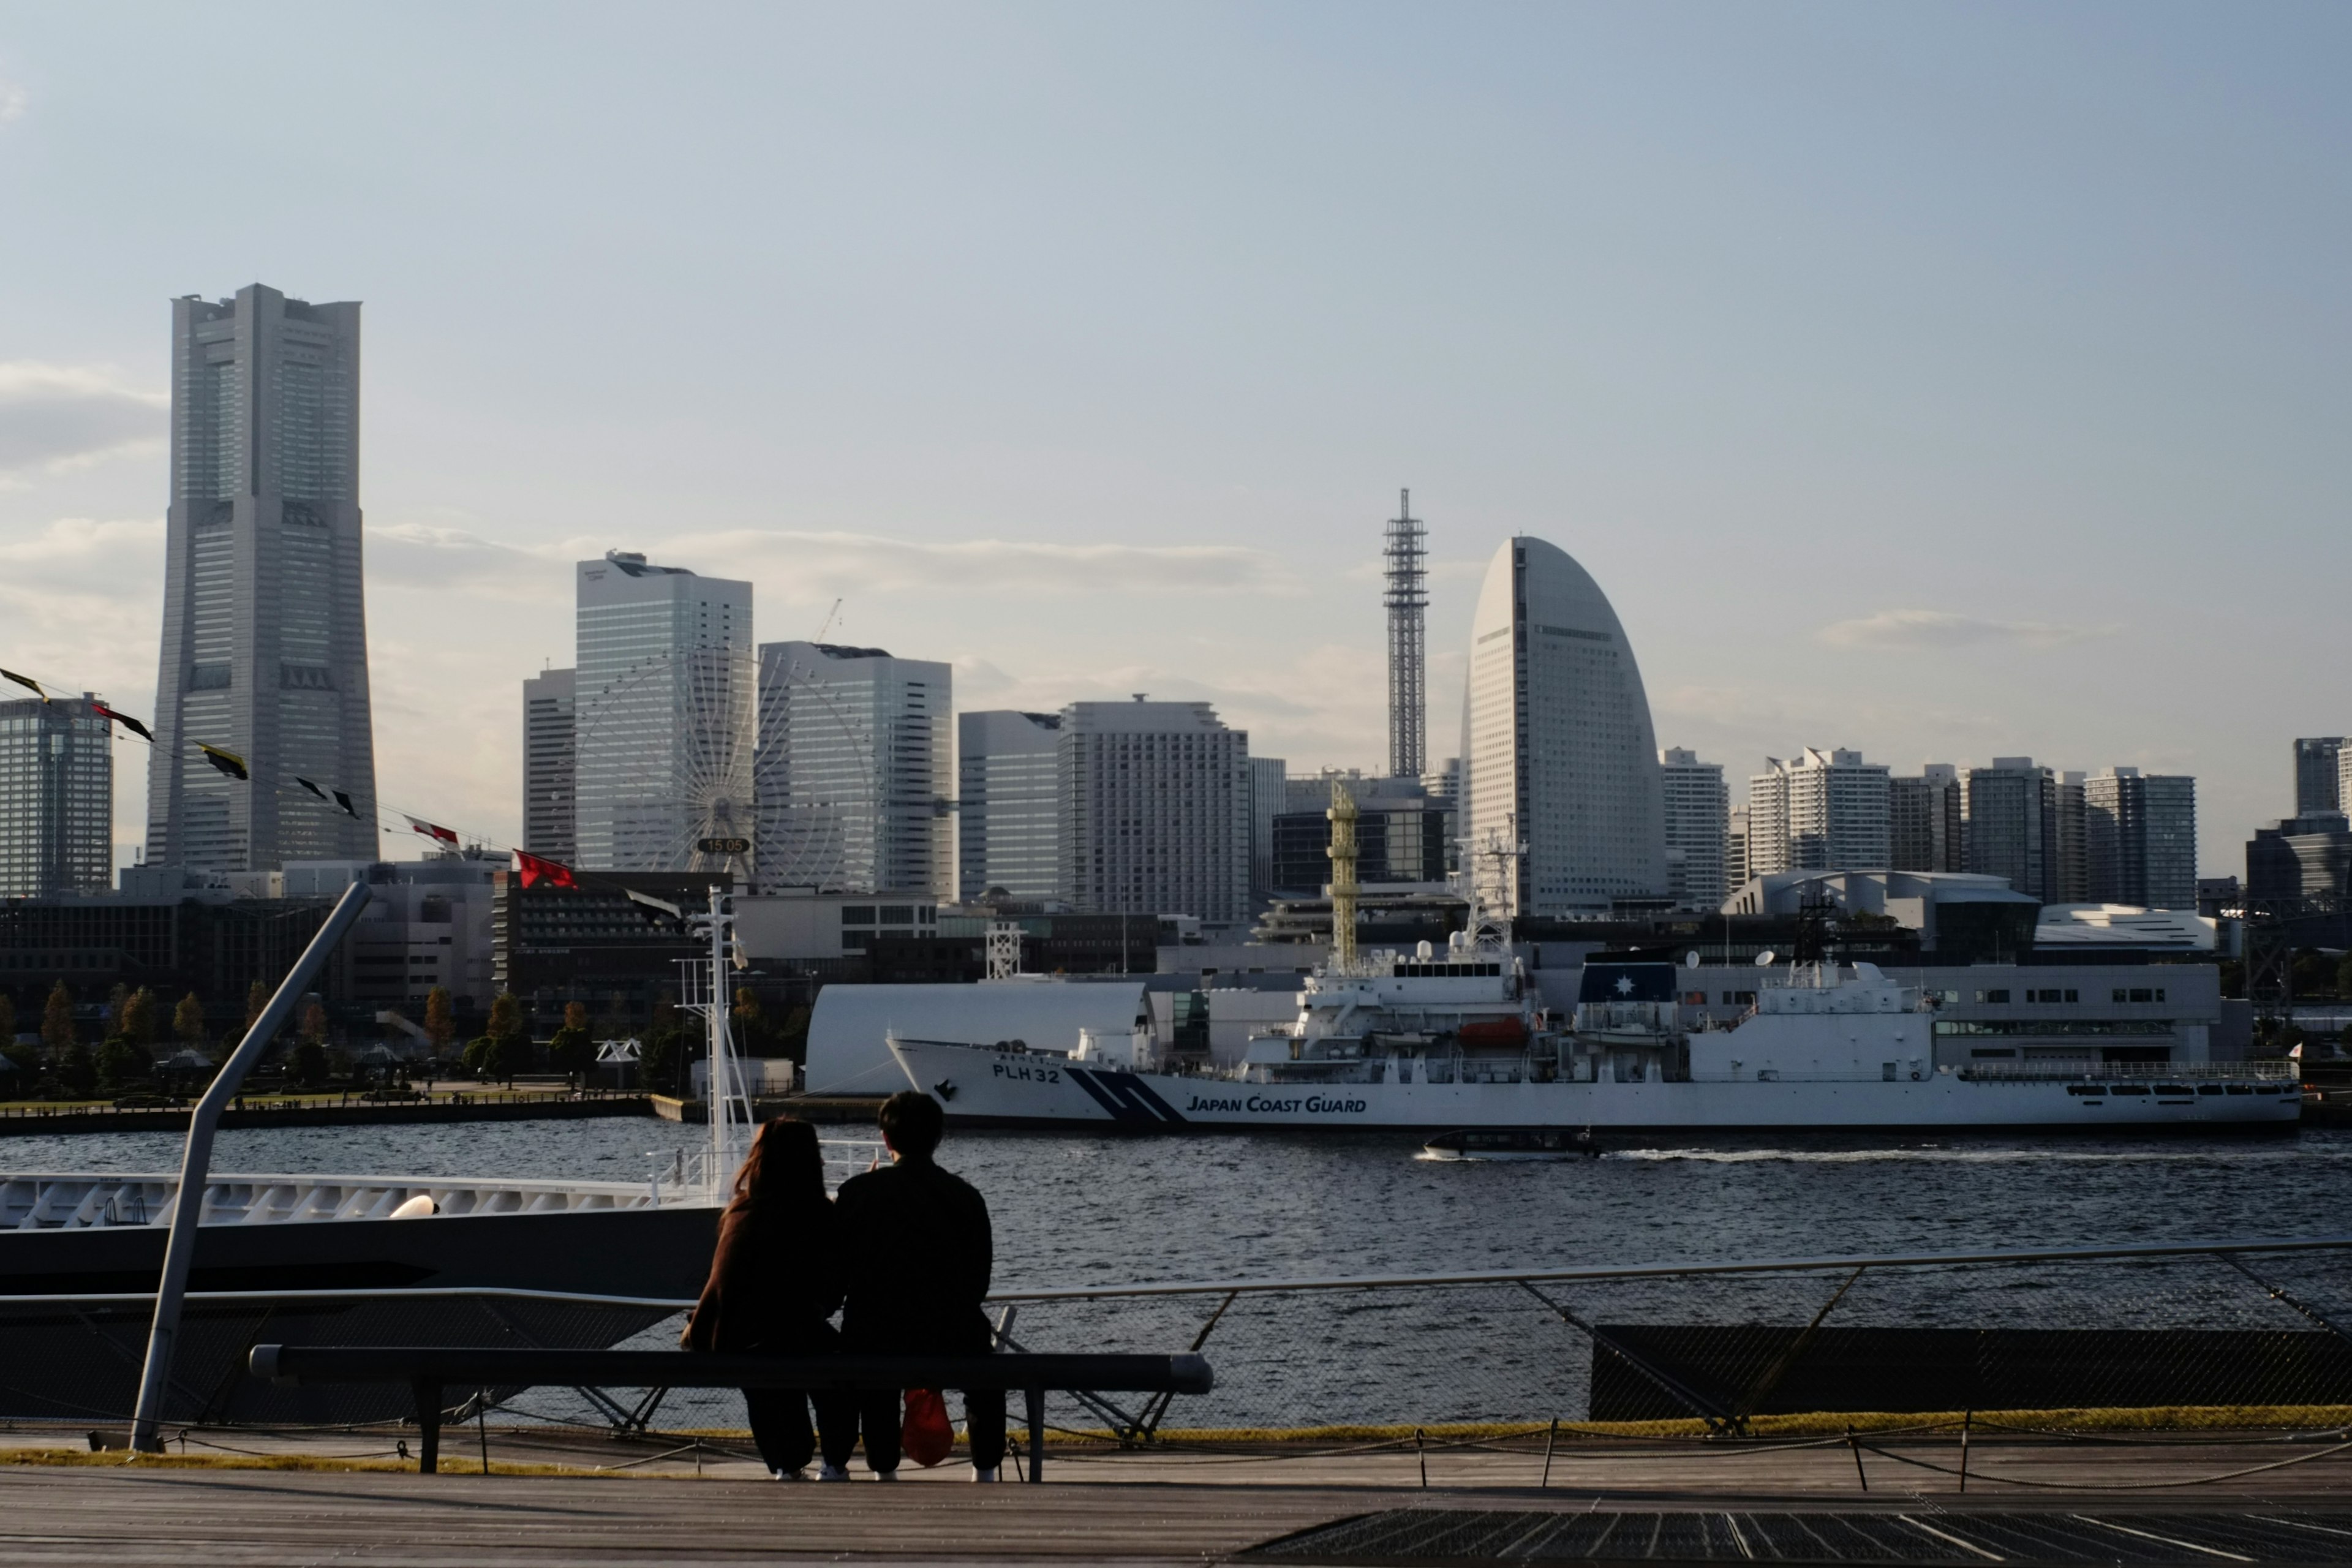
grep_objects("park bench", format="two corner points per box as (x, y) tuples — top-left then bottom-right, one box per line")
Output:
(250, 1344), (1212, 1480)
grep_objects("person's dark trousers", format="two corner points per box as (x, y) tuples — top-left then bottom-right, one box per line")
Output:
(744, 1389), (858, 1473)
(813, 1390), (859, 1470)
(742, 1389), (816, 1474)
(854, 1386), (1006, 1473)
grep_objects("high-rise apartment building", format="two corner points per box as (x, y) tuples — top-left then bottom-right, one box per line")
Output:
(958, 710), (1061, 901)
(1889, 764), (1962, 873)
(573, 551), (752, 872)
(1727, 805), (1750, 892)
(2084, 767), (2198, 910)
(521, 668), (576, 860)
(1461, 537), (1665, 915)
(2054, 771), (2089, 903)
(2294, 737), (2344, 817)
(1057, 698), (1249, 924)
(756, 643), (951, 898)
(0, 696), (113, 897)
(1248, 755), (1286, 907)
(146, 284), (378, 871)
(1659, 748), (1729, 908)
(1746, 749), (1890, 877)
(1962, 758), (2057, 902)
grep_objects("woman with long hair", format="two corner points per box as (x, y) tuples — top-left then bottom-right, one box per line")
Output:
(682, 1118), (852, 1479)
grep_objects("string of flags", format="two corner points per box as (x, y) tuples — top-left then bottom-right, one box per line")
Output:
(12, 653), (603, 902)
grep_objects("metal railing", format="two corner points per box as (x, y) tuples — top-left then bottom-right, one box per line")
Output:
(646, 1137), (887, 1204)
(13, 1234), (2352, 1460)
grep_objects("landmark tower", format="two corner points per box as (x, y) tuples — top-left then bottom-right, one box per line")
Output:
(146, 284), (378, 872)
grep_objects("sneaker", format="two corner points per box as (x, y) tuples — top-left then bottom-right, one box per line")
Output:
(816, 1464), (851, 1482)
(972, 1466), (999, 1483)
(872, 1468), (898, 1482)
(772, 1468), (805, 1481)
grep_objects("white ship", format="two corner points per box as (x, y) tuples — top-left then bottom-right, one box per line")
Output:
(887, 933), (2299, 1133)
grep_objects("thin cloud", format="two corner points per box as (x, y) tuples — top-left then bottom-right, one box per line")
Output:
(671, 528), (1300, 601)
(0, 514), (164, 567)
(0, 70), (24, 124)
(0, 363), (167, 477)
(367, 522), (1300, 603)
(1817, 609), (2111, 651)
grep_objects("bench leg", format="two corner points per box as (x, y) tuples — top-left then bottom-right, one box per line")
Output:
(414, 1380), (441, 1475)
(1025, 1387), (1044, 1483)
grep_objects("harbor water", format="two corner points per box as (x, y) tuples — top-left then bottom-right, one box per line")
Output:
(8, 1121), (2348, 1287)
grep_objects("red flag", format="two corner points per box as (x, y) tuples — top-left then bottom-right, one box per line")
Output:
(404, 813), (459, 845)
(514, 850), (578, 890)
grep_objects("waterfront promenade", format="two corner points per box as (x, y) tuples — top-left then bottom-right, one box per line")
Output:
(5, 1426), (2352, 1564)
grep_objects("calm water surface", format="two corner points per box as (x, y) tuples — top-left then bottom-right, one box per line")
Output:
(7, 1120), (2346, 1287)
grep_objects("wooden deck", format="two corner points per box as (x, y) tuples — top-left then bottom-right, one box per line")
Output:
(4, 1427), (2351, 1564)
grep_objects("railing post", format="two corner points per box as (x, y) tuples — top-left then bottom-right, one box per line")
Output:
(1025, 1386), (1045, 1482)
(129, 883), (372, 1453)
(416, 1379), (442, 1474)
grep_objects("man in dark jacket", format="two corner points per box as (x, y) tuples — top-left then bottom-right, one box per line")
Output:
(834, 1090), (1003, 1480)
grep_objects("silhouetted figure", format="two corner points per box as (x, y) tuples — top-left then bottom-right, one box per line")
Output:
(684, 1118), (853, 1479)
(835, 1090), (1005, 1481)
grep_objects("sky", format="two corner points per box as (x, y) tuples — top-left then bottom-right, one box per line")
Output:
(2, 2), (2347, 874)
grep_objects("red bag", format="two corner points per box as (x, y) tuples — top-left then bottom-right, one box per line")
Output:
(901, 1388), (954, 1468)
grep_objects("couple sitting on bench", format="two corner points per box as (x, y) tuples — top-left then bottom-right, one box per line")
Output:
(684, 1091), (1005, 1481)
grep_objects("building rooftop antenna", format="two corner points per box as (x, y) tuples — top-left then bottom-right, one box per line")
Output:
(1384, 488), (1427, 780)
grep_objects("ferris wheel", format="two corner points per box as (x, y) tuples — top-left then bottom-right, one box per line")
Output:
(573, 647), (758, 878)
(747, 648), (878, 892)
(571, 646), (876, 889)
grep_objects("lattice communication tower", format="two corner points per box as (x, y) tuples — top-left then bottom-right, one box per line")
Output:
(1383, 488), (1428, 779)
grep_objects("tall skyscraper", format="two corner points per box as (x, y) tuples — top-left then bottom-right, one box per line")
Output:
(1461, 536), (1665, 915)
(521, 668), (576, 859)
(1659, 748), (1728, 909)
(2085, 767), (2198, 910)
(958, 709), (1061, 901)
(1057, 698), (1249, 924)
(755, 642), (951, 897)
(1727, 805), (1750, 892)
(1384, 489), (1427, 779)
(1746, 749), (1891, 877)
(1890, 764), (1962, 873)
(0, 695), (113, 897)
(2296, 737), (2345, 816)
(572, 551), (753, 872)
(1963, 757), (2057, 901)
(146, 284), (378, 871)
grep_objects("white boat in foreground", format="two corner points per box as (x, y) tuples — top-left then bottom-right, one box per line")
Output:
(888, 937), (2299, 1133)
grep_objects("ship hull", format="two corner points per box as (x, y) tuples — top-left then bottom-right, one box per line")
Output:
(892, 1039), (2302, 1133)
(0, 1203), (719, 1299)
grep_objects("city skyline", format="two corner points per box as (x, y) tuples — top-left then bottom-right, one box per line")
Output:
(4, 6), (2348, 873)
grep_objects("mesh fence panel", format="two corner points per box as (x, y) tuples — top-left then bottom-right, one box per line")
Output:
(14, 1243), (2351, 1449)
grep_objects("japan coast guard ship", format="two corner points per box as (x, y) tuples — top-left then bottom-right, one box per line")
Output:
(886, 932), (2299, 1134)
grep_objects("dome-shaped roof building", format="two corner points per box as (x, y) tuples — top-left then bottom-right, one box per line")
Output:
(1460, 535), (1665, 915)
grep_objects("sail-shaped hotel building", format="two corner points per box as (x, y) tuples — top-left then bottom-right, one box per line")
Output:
(1460, 536), (1666, 916)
